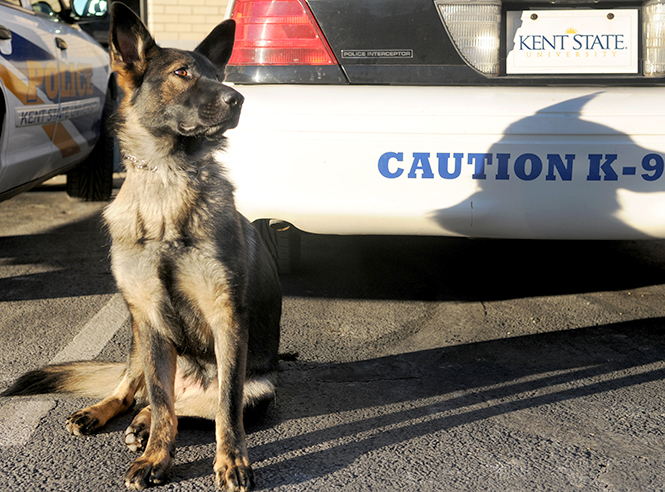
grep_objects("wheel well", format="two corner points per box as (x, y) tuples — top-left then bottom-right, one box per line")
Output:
(253, 220), (302, 275)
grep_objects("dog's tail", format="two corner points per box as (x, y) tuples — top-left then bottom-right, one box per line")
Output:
(242, 374), (277, 422)
(2, 361), (126, 400)
(244, 375), (276, 406)
(3, 362), (276, 422)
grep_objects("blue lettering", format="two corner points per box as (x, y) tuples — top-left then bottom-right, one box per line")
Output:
(616, 35), (624, 50)
(378, 152), (404, 179)
(437, 153), (463, 179)
(559, 35), (569, 50)
(590, 35), (604, 50)
(543, 36), (556, 50)
(642, 154), (664, 181)
(514, 153), (542, 181)
(468, 153), (492, 180)
(587, 154), (618, 181)
(520, 34), (569, 50)
(532, 35), (543, 50)
(496, 153), (511, 180)
(408, 153), (434, 179)
(546, 154), (575, 181)
(378, 151), (641, 182)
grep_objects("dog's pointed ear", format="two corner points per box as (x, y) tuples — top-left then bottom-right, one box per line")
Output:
(109, 2), (156, 79)
(195, 20), (236, 71)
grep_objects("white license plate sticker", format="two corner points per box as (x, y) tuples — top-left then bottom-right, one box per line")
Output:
(506, 9), (638, 74)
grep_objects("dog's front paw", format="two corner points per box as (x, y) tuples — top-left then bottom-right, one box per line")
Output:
(66, 409), (101, 436)
(214, 453), (255, 492)
(125, 454), (172, 490)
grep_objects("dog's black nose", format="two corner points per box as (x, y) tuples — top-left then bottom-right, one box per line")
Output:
(222, 90), (244, 108)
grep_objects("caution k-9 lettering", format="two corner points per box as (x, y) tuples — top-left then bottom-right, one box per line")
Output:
(378, 152), (665, 182)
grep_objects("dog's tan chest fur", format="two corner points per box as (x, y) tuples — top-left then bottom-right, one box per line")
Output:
(105, 171), (200, 247)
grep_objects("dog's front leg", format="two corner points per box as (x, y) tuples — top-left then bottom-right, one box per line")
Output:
(213, 314), (253, 492)
(124, 317), (178, 490)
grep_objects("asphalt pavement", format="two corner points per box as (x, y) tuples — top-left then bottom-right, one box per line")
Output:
(1, 181), (665, 491)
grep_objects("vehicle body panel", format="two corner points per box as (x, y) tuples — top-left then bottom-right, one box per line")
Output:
(0, 8), (62, 191)
(0, 0), (109, 199)
(39, 20), (109, 179)
(225, 84), (665, 239)
(223, 0), (665, 239)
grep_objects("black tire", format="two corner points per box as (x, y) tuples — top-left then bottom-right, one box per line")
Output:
(66, 81), (115, 201)
(254, 220), (301, 275)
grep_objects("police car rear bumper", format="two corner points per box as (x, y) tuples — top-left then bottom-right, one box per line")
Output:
(224, 85), (665, 240)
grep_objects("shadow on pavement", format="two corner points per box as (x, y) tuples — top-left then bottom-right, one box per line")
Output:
(169, 316), (665, 487)
(0, 213), (115, 302)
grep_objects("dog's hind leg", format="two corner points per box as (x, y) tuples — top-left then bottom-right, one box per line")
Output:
(125, 406), (152, 453)
(123, 374), (275, 455)
(66, 371), (142, 435)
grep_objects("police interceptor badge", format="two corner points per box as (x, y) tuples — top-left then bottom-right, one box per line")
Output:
(342, 49), (413, 59)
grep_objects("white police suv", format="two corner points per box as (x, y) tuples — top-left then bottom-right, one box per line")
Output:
(222, 0), (665, 251)
(0, 0), (112, 202)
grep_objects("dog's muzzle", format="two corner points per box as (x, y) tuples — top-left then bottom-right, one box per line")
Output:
(221, 88), (244, 109)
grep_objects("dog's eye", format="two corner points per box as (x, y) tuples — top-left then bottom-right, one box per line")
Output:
(174, 68), (189, 78)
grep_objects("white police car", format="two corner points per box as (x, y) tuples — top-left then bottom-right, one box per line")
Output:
(221, 0), (665, 260)
(0, 0), (112, 202)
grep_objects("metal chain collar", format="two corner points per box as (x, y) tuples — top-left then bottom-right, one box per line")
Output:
(123, 154), (158, 172)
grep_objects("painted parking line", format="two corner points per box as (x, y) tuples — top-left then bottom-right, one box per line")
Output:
(51, 293), (128, 364)
(0, 400), (55, 448)
(0, 293), (128, 447)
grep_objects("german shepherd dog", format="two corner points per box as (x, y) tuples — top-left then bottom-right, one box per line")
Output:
(3, 3), (281, 491)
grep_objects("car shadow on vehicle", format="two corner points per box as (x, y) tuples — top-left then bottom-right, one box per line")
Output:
(160, 316), (665, 488)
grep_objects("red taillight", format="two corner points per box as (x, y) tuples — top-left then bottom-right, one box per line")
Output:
(229, 0), (338, 66)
